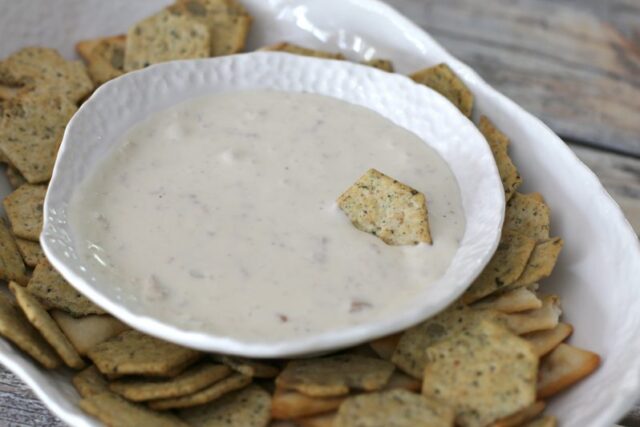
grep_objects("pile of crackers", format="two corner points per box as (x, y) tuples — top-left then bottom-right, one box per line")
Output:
(0, 0), (600, 426)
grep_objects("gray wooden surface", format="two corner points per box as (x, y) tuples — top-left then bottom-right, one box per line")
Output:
(1, 0), (640, 425)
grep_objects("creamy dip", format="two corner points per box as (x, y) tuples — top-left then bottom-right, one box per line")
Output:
(69, 90), (465, 342)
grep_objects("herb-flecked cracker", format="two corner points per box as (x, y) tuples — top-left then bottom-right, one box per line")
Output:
(73, 365), (109, 398)
(504, 192), (550, 240)
(511, 237), (563, 288)
(124, 9), (211, 72)
(478, 116), (522, 201)
(369, 333), (402, 360)
(461, 231), (536, 304)
(275, 354), (395, 397)
(15, 238), (45, 267)
(260, 42), (345, 60)
(110, 363), (231, 401)
(27, 258), (106, 316)
(523, 416), (557, 427)
(537, 343), (600, 399)
(3, 183), (46, 241)
(76, 35), (126, 85)
(0, 94), (76, 183)
(472, 287), (542, 314)
(148, 372), (251, 410)
(6, 167), (27, 189)
(87, 329), (201, 377)
(504, 295), (562, 335)
(493, 401), (546, 427)
(10, 282), (85, 369)
(411, 63), (473, 117)
(79, 391), (189, 427)
(50, 310), (129, 355)
(391, 304), (504, 378)
(335, 389), (454, 427)
(0, 219), (28, 284)
(523, 322), (573, 358)
(362, 58), (394, 72)
(180, 384), (271, 427)
(337, 168), (432, 245)
(215, 355), (280, 378)
(0, 47), (93, 103)
(0, 290), (60, 368)
(170, 0), (252, 56)
(422, 320), (538, 427)
(271, 387), (346, 419)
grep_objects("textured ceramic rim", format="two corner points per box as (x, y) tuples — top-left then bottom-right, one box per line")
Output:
(41, 52), (504, 358)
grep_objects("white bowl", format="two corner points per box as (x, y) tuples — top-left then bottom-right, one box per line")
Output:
(41, 52), (504, 358)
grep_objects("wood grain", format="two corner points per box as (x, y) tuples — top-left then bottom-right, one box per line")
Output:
(386, 0), (640, 156)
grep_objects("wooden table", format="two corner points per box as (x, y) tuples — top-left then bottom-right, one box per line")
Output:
(1, 0), (639, 425)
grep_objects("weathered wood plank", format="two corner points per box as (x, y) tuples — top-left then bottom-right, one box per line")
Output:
(386, 0), (640, 156)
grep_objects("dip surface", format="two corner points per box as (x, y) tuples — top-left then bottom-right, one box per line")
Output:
(69, 90), (465, 342)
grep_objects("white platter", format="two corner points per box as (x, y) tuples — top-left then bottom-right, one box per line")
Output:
(1, 0), (639, 426)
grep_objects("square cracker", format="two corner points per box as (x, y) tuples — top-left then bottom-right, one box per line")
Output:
(523, 416), (557, 427)
(50, 310), (129, 355)
(504, 295), (562, 335)
(523, 322), (573, 358)
(271, 387), (346, 419)
(461, 231), (536, 304)
(79, 391), (189, 427)
(472, 287), (542, 314)
(215, 355), (280, 378)
(76, 35), (126, 85)
(27, 258), (106, 316)
(537, 343), (600, 399)
(391, 304), (504, 378)
(170, 0), (252, 56)
(0, 290), (60, 368)
(275, 355), (395, 397)
(492, 401), (546, 427)
(6, 167), (27, 189)
(504, 192), (550, 240)
(0, 94), (77, 183)
(87, 329), (201, 377)
(511, 237), (563, 288)
(0, 219), (28, 284)
(422, 320), (538, 427)
(362, 58), (394, 72)
(337, 168), (432, 245)
(335, 389), (454, 427)
(73, 365), (109, 398)
(124, 9), (211, 72)
(180, 384), (271, 427)
(10, 282), (85, 369)
(3, 183), (46, 241)
(259, 42), (345, 60)
(15, 238), (45, 267)
(411, 63), (473, 117)
(478, 116), (522, 201)
(110, 362), (231, 401)
(148, 372), (251, 410)
(0, 47), (93, 103)
(368, 333), (402, 360)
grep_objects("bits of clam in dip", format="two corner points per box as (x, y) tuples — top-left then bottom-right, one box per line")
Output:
(68, 90), (465, 342)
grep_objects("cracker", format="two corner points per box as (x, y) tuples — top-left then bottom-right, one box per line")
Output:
(537, 343), (600, 399)
(0, 290), (60, 368)
(411, 63), (473, 117)
(149, 372), (251, 410)
(391, 304), (504, 378)
(504, 295), (562, 335)
(15, 237), (45, 267)
(461, 231), (536, 304)
(87, 329), (201, 377)
(271, 387), (345, 419)
(73, 365), (109, 398)
(260, 42), (345, 60)
(180, 384), (271, 427)
(27, 258), (106, 316)
(369, 333), (402, 360)
(170, 0), (252, 56)
(6, 167), (27, 189)
(422, 320), (538, 427)
(124, 9), (211, 72)
(79, 391), (189, 427)
(0, 94), (76, 183)
(215, 355), (280, 378)
(76, 35), (126, 85)
(110, 362), (231, 401)
(523, 322), (573, 358)
(522, 416), (557, 427)
(385, 371), (421, 392)
(478, 116), (522, 201)
(492, 401), (545, 427)
(335, 389), (455, 427)
(362, 59), (394, 72)
(337, 168), (432, 245)
(10, 282), (85, 369)
(50, 310), (129, 355)
(0, 219), (28, 284)
(504, 192), (551, 240)
(275, 355), (395, 397)
(3, 183), (46, 241)
(0, 47), (94, 103)
(511, 238), (563, 288)
(297, 413), (337, 427)
(472, 287), (542, 314)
